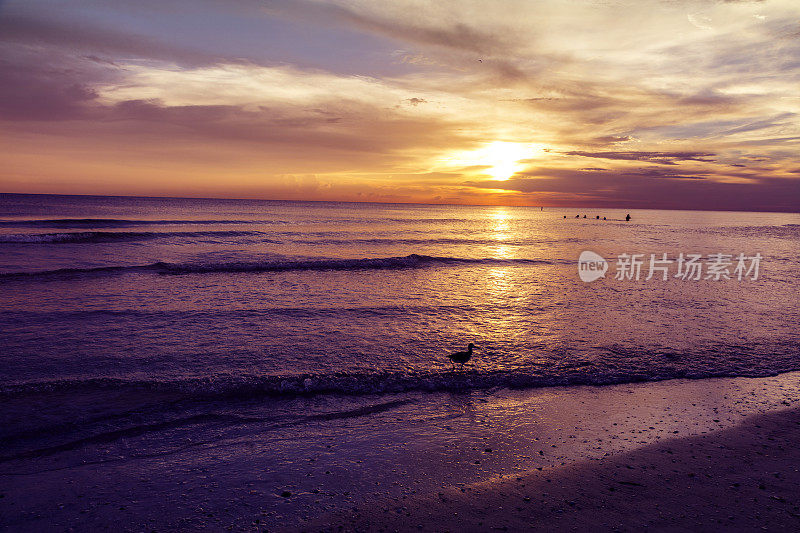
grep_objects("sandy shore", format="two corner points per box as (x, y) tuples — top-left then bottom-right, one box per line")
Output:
(3, 373), (800, 532)
(314, 405), (800, 532)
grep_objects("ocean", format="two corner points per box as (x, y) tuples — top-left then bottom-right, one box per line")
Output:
(1, 193), (799, 529)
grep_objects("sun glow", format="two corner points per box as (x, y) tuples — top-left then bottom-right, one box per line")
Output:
(442, 141), (546, 181)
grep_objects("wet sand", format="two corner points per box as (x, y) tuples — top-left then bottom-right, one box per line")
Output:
(315, 404), (800, 532)
(3, 373), (800, 532)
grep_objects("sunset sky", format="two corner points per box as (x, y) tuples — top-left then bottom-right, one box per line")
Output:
(1, 0), (799, 210)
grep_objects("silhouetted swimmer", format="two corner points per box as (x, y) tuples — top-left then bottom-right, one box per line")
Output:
(625, 213), (631, 222)
(564, 215), (567, 218)
(596, 215), (600, 219)
(603, 217), (606, 220)
(449, 343), (474, 371)
(583, 215), (587, 218)
(575, 214), (579, 218)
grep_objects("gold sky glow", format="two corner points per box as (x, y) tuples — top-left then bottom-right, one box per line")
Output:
(0, 0), (799, 210)
(440, 142), (548, 181)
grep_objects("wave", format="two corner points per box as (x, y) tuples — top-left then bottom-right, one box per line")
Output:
(3, 364), (797, 403)
(0, 230), (280, 244)
(0, 254), (554, 280)
(0, 397), (419, 463)
(0, 216), (488, 229)
(0, 303), (535, 320)
(0, 232), (585, 246)
(293, 237), (587, 246)
(0, 218), (285, 228)
(698, 224), (800, 239)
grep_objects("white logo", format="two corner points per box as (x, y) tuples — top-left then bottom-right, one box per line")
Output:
(578, 250), (608, 282)
(577, 251), (762, 282)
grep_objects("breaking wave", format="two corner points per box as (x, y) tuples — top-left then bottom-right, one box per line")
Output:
(0, 217), (479, 229)
(0, 254), (554, 280)
(0, 218), (281, 228)
(3, 362), (798, 402)
(0, 230), (279, 244)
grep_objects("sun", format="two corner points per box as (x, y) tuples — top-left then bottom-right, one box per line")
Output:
(441, 141), (546, 181)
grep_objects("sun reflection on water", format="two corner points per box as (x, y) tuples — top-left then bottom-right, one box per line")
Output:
(490, 207), (513, 257)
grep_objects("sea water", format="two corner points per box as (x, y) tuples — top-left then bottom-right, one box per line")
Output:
(0, 193), (798, 529)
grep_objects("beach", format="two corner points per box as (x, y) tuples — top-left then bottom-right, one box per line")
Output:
(320, 393), (800, 532)
(4, 0), (800, 529)
(4, 372), (800, 531)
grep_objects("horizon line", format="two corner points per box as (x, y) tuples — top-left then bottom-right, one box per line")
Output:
(1, 191), (798, 215)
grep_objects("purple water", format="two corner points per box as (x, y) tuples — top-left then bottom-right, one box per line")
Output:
(0, 193), (798, 529)
(1, 193), (798, 392)
(0, 195), (800, 531)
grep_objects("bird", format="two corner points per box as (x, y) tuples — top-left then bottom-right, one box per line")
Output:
(449, 343), (475, 370)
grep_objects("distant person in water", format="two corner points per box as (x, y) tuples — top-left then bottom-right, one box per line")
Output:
(583, 215), (587, 218)
(596, 215), (600, 219)
(564, 215), (567, 218)
(603, 217), (606, 220)
(575, 214), (579, 218)
(625, 213), (631, 221)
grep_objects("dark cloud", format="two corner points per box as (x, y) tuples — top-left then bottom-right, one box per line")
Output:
(355, 18), (507, 55)
(0, 13), (223, 67)
(590, 135), (633, 145)
(0, 68), (96, 121)
(469, 168), (800, 212)
(619, 168), (706, 180)
(0, 25), (477, 169)
(510, 85), (740, 135)
(112, 99), (239, 123)
(564, 150), (716, 165)
(522, 93), (616, 112)
(0, 46), (110, 121)
(734, 136), (800, 146)
(514, 165), (711, 183)
(676, 91), (738, 108)
(719, 113), (797, 135)
(263, 0), (514, 55)
(5, 92), (476, 163)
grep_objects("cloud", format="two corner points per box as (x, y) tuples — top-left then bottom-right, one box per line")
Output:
(563, 151), (716, 165)
(469, 168), (800, 212)
(718, 113), (797, 135)
(261, 0), (516, 55)
(100, 97), (467, 154)
(0, 12), (223, 67)
(590, 135), (634, 145)
(0, 0), (798, 209)
(0, 45), (109, 120)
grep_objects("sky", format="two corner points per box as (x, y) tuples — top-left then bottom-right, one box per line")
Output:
(1, 0), (799, 211)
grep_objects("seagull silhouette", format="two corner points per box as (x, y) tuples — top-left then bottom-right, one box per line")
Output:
(449, 343), (475, 371)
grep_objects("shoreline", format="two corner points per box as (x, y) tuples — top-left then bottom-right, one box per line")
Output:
(3, 372), (800, 532)
(316, 405), (800, 531)
(6, 365), (800, 400)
